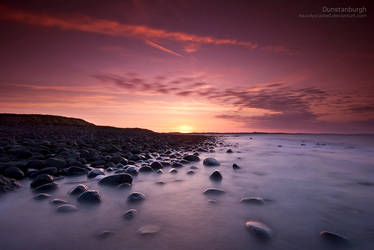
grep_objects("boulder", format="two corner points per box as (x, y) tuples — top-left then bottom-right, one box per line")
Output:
(203, 158), (220, 167)
(210, 170), (222, 181)
(34, 182), (58, 193)
(203, 188), (225, 195)
(56, 204), (78, 213)
(77, 190), (101, 204)
(183, 155), (200, 162)
(127, 192), (145, 202)
(245, 221), (272, 240)
(30, 174), (54, 188)
(4, 167), (24, 179)
(99, 174), (133, 186)
(87, 169), (105, 178)
(66, 166), (88, 176)
(69, 184), (88, 195)
(123, 209), (137, 220)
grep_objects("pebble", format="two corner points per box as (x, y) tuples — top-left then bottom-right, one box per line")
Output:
(56, 204), (78, 213)
(50, 198), (68, 205)
(320, 231), (349, 245)
(30, 174), (54, 189)
(123, 209), (137, 220)
(33, 193), (51, 200)
(169, 168), (178, 174)
(203, 158), (220, 167)
(34, 182), (58, 193)
(240, 197), (265, 205)
(87, 169), (105, 178)
(69, 184), (89, 195)
(127, 192), (146, 202)
(245, 221), (272, 240)
(77, 190), (101, 204)
(233, 163), (240, 169)
(4, 167), (24, 179)
(99, 174), (133, 186)
(210, 170), (222, 181)
(138, 225), (160, 235)
(183, 155), (200, 162)
(203, 188), (225, 195)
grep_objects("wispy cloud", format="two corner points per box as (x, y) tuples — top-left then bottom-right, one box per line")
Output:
(144, 40), (183, 57)
(0, 4), (295, 55)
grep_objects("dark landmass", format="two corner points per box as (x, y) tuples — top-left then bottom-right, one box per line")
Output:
(0, 113), (216, 194)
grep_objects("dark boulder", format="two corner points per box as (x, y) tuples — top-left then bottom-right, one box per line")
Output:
(34, 182), (58, 193)
(87, 169), (105, 178)
(210, 170), (222, 181)
(77, 190), (101, 204)
(150, 161), (162, 170)
(30, 174), (54, 188)
(69, 184), (88, 195)
(127, 192), (145, 202)
(139, 166), (153, 173)
(99, 174), (133, 186)
(183, 155), (200, 162)
(203, 158), (220, 167)
(66, 166), (88, 176)
(4, 167), (24, 179)
(123, 209), (137, 220)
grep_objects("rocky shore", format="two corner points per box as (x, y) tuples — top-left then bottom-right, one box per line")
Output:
(0, 114), (216, 194)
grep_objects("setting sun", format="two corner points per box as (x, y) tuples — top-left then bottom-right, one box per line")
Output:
(177, 125), (193, 133)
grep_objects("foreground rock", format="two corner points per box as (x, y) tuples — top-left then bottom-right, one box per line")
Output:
(33, 193), (51, 200)
(203, 188), (225, 195)
(0, 175), (19, 193)
(183, 155), (200, 162)
(4, 167), (24, 179)
(245, 221), (272, 240)
(240, 197), (265, 205)
(203, 158), (220, 167)
(210, 170), (222, 181)
(138, 225), (160, 235)
(56, 204), (78, 213)
(30, 174), (54, 189)
(34, 182), (58, 193)
(123, 209), (137, 220)
(320, 231), (349, 245)
(233, 163), (240, 169)
(99, 174), (133, 186)
(87, 169), (105, 178)
(77, 190), (101, 204)
(69, 184), (88, 195)
(127, 192), (146, 203)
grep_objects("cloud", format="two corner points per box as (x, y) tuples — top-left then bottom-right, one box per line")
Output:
(0, 4), (295, 55)
(144, 40), (183, 57)
(92, 72), (374, 132)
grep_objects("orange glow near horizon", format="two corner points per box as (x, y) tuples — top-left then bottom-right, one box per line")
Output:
(177, 125), (194, 133)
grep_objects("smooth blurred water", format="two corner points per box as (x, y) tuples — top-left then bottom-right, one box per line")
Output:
(1, 134), (374, 250)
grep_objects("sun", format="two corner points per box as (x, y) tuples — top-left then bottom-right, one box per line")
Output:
(177, 125), (193, 133)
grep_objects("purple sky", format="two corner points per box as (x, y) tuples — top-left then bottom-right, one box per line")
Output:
(0, 0), (373, 133)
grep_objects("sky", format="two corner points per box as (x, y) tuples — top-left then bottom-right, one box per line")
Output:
(0, 0), (373, 133)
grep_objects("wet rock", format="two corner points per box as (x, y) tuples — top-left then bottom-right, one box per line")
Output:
(203, 158), (220, 167)
(233, 163), (240, 169)
(50, 198), (68, 206)
(4, 167), (24, 179)
(155, 181), (165, 185)
(87, 169), (105, 178)
(30, 174), (54, 189)
(172, 162), (183, 168)
(186, 170), (195, 175)
(245, 221), (272, 240)
(127, 192), (145, 202)
(139, 166), (153, 173)
(125, 166), (138, 176)
(169, 168), (178, 174)
(203, 188), (225, 195)
(8, 146), (32, 159)
(96, 231), (114, 240)
(56, 204), (78, 213)
(183, 155), (200, 162)
(123, 209), (137, 220)
(190, 166), (198, 169)
(45, 158), (67, 169)
(33, 193), (51, 200)
(138, 225), (160, 235)
(240, 197), (265, 205)
(99, 174), (133, 186)
(118, 183), (132, 189)
(77, 190), (101, 204)
(150, 161), (162, 170)
(66, 166), (88, 176)
(320, 231), (349, 245)
(226, 149), (233, 153)
(69, 184), (88, 195)
(34, 182), (58, 193)
(34, 167), (58, 176)
(156, 169), (163, 174)
(26, 160), (45, 170)
(210, 170), (222, 181)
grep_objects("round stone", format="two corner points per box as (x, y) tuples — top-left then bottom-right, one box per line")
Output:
(127, 192), (145, 203)
(245, 221), (272, 240)
(56, 204), (78, 213)
(210, 170), (222, 181)
(77, 190), (101, 204)
(123, 209), (137, 220)
(203, 158), (220, 167)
